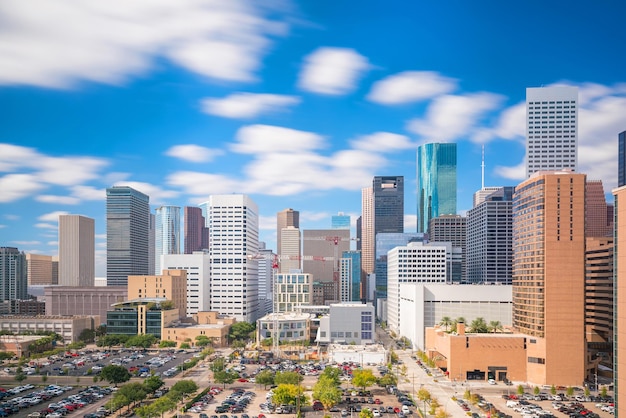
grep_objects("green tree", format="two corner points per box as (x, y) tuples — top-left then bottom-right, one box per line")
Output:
(439, 316), (452, 332)
(584, 387), (590, 397)
(352, 369), (377, 391)
(256, 369), (275, 389)
(417, 388), (432, 416)
(275, 371), (304, 385)
(158, 340), (177, 348)
(517, 385), (525, 395)
(312, 375), (342, 410)
(152, 396), (177, 418)
(100, 365), (132, 386)
(14, 367), (26, 382)
(41, 374), (48, 383)
(488, 320), (503, 333)
(125, 334), (156, 349)
(389, 349), (399, 364)
(600, 386), (608, 398)
(272, 384), (306, 407)
(214, 370), (238, 388)
(160, 300), (175, 310)
(210, 357), (227, 372)
(135, 403), (160, 418)
(360, 407), (374, 418)
(95, 324), (107, 337)
(195, 335), (212, 347)
(469, 317), (489, 333)
(0, 352), (15, 361)
(78, 328), (96, 343)
(550, 385), (557, 395)
(117, 383), (147, 408)
(320, 366), (341, 387)
(228, 322), (256, 342)
(143, 375), (164, 393)
(533, 386), (540, 395)
(179, 342), (191, 349)
(377, 373), (398, 388)
(171, 379), (198, 397)
(566, 386), (574, 397)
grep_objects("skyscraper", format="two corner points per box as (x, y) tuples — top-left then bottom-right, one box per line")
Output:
(303, 229), (350, 289)
(162, 251), (210, 316)
(617, 131), (626, 187)
(360, 187), (374, 296)
(513, 170), (586, 385)
(586, 180), (610, 238)
(467, 187), (514, 284)
(279, 226), (301, 274)
(417, 143), (457, 233)
(374, 176), (404, 234)
(332, 212), (351, 229)
(276, 208), (299, 257)
(612, 185), (626, 416)
(429, 214), (467, 282)
(206, 194), (259, 322)
(340, 251), (361, 302)
(26, 254), (56, 285)
(184, 206), (208, 254)
(0, 247), (27, 303)
(256, 242), (275, 316)
(106, 186), (150, 287)
(374, 232), (424, 299)
(155, 206), (181, 274)
(525, 86), (578, 177)
(58, 214), (95, 287)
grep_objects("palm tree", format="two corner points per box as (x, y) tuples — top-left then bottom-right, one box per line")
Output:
(439, 316), (452, 332)
(488, 321), (503, 333)
(470, 317), (489, 333)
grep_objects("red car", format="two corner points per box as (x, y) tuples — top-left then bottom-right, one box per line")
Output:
(313, 402), (324, 411)
(374, 399), (382, 405)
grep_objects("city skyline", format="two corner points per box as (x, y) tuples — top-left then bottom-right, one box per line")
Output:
(1, 1), (626, 277)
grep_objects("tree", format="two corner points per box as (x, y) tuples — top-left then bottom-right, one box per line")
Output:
(320, 366), (341, 387)
(171, 379), (198, 397)
(159, 340), (177, 348)
(125, 334), (156, 349)
(488, 320), (503, 333)
(377, 373), (397, 388)
(100, 365), (132, 386)
(210, 357), (227, 372)
(256, 369), (275, 389)
(135, 403), (160, 418)
(517, 385), (525, 395)
(435, 409), (450, 418)
(272, 384), (306, 407)
(550, 385), (557, 395)
(160, 300), (175, 310)
(439, 316), (452, 332)
(78, 328), (96, 343)
(117, 383), (147, 408)
(313, 375), (342, 410)
(152, 396), (177, 418)
(352, 369), (377, 391)
(566, 387), (574, 397)
(600, 386), (608, 398)
(584, 387), (590, 397)
(195, 335), (212, 347)
(214, 370), (238, 388)
(360, 407), (374, 418)
(228, 322), (255, 342)
(417, 388), (432, 416)
(389, 349), (399, 364)
(179, 342), (191, 349)
(14, 367), (26, 382)
(95, 324), (107, 337)
(0, 352), (15, 361)
(469, 317), (489, 333)
(143, 375), (164, 393)
(275, 371), (304, 385)
(533, 386), (540, 395)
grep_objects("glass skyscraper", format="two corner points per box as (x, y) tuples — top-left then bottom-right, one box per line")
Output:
(332, 213), (351, 229)
(374, 232), (424, 298)
(155, 206), (181, 274)
(106, 186), (150, 286)
(0, 247), (27, 303)
(416, 143), (457, 234)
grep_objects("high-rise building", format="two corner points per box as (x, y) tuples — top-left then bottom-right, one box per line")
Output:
(417, 143), (457, 233)
(360, 187), (374, 297)
(332, 212), (351, 230)
(340, 251), (361, 302)
(274, 272), (312, 313)
(473, 186), (502, 207)
(279, 226), (301, 274)
(387, 241), (448, 333)
(184, 207), (209, 254)
(513, 170), (586, 385)
(586, 180), (610, 237)
(428, 214), (466, 282)
(155, 206), (181, 274)
(374, 233), (424, 299)
(162, 251), (210, 317)
(58, 215), (95, 287)
(525, 86), (578, 177)
(106, 186), (150, 287)
(617, 131), (626, 187)
(26, 254), (56, 286)
(277, 208), (299, 257)
(148, 213), (155, 275)
(374, 176), (404, 234)
(585, 237), (614, 351)
(205, 194), (259, 322)
(613, 185), (626, 416)
(0, 247), (27, 303)
(256, 242), (275, 316)
(467, 187), (514, 284)
(302, 229), (350, 295)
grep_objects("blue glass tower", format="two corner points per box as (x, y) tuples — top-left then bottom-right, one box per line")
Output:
(417, 143), (457, 234)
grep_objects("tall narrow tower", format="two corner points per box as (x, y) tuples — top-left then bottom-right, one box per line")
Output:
(417, 143), (457, 233)
(184, 206), (208, 254)
(155, 206), (181, 274)
(106, 186), (150, 287)
(58, 214), (95, 287)
(277, 208), (299, 256)
(525, 86), (578, 177)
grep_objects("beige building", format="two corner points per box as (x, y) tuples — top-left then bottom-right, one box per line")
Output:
(45, 286), (127, 321)
(26, 254), (57, 286)
(275, 273), (313, 313)
(127, 269), (187, 319)
(162, 311), (235, 348)
(513, 170), (586, 386)
(280, 226), (301, 274)
(59, 215), (95, 287)
(0, 315), (97, 343)
(277, 208), (299, 260)
(613, 185), (626, 418)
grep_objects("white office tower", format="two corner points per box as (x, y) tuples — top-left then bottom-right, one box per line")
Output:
(280, 226), (301, 274)
(257, 242), (275, 316)
(526, 86), (578, 177)
(162, 251), (210, 317)
(206, 194), (259, 323)
(386, 241), (448, 333)
(155, 206), (181, 274)
(58, 215), (95, 287)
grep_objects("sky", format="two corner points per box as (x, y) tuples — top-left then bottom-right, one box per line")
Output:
(1, 0), (626, 277)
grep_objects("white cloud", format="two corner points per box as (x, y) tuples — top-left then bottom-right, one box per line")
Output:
(12, 240), (41, 245)
(0, 174), (46, 202)
(4, 214), (20, 221)
(474, 101), (525, 144)
(35, 223), (57, 229)
(300, 211), (332, 222)
(367, 71), (457, 105)
(71, 185), (105, 201)
(232, 125), (327, 154)
(298, 47), (370, 95)
(0, 144), (39, 172)
(350, 132), (414, 152)
(258, 215), (277, 231)
(47, 241), (58, 246)
(407, 92), (503, 143)
(494, 160), (525, 181)
(0, 0), (290, 88)
(0, 225), (6, 229)
(404, 214), (417, 231)
(38, 211), (69, 222)
(112, 181), (180, 205)
(201, 93), (300, 119)
(36, 195), (81, 205)
(165, 144), (224, 163)
(167, 172), (244, 197)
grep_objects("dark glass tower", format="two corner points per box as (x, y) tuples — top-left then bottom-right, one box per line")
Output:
(619, 131), (626, 187)
(373, 176), (404, 234)
(416, 143), (457, 234)
(106, 186), (150, 286)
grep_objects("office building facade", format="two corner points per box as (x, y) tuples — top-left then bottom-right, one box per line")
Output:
(206, 194), (260, 323)
(417, 143), (457, 233)
(428, 214), (467, 282)
(374, 232), (424, 299)
(586, 180), (611, 238)
(162, 251), (210, 316)
(303, 229), (350, 289)
(332, 213), (351, 229)
(275, 272), (313, 313)
(106, 186), (150, 286)
(256, 242), (275, 316)
(613, 185), (626, 417)
(155, 206), (181, 274)
(184, 206), (209, 254)
(0, 247), (27, 303)
(525, 86), (578, 177)
(58, 215), (95, 287)
(280, 226), (301, 274)
(466, 187), (514, 284)
(620, 131), (626, 188)
(26, 254), (57, 286)
(277, 208), (299, 257)
(360, 187), (374, 297)
(340, 251), (361, 302)
(513, 170), (586, 385)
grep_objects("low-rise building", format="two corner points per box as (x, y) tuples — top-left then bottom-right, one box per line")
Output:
(257, 312), (311, 345)
(106, 298), (179, 339)
(317, 302), (375, 345)
(44, 286), (127, 321)
(327, 343), (388, 366)
(0, 315), (97, 344)
(162, 311), (236, 348)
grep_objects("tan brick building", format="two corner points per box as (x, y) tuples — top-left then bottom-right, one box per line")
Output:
(162, 311), (235, 348)
(127, 269), (187, 319)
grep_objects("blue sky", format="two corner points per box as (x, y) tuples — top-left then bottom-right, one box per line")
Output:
(2, 0), (626, 277)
